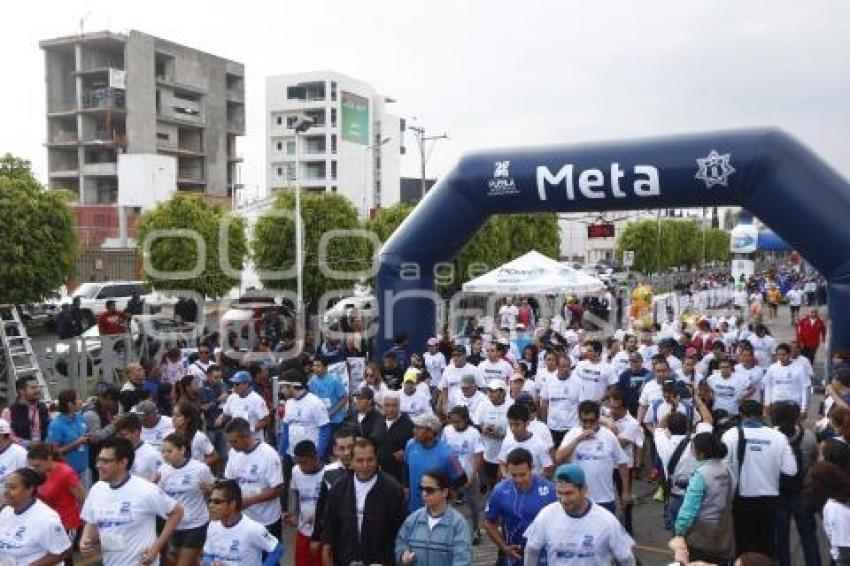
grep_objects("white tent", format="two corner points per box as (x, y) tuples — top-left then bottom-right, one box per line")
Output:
(462, 250), (605, 295)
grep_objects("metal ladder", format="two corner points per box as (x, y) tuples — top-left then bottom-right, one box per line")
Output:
(0, 306), (52, 403)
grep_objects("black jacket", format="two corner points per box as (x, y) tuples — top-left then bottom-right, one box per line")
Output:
(349, 408), (386, 447)
(377, 413), (414, 485)
(321, 470), (405, 566)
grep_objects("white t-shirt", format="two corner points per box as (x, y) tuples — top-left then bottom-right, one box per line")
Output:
(400, 388), (434, 417)
(440, 364), (486, 408)
(203, 515), (279, 566)
(722, 425), (797, 497)
(638, 380), (665, 423)
(540, 375), (582, 431)
(354, 475), (378, 534)
(654, 401), (699, 429)
(764, 361), (809, 408)
(450, 389), (488, 417)
(224, 442), (284, 526)
(0, 499), (71, 564)
(291, 465), (325, 537)
(223, 391), (269, 441)
(573, 360), (617, 402)
(141, 416), (174, 452)
(736, 364), (766, 401)
(473, 398), (514, 463)
(638, 344), (659, 370)
(749, 335), (777, 368)
(610, 351), (632, 377)
(786, 289), (804, 307)
(423, 351), (447, 383)
(497, 433), (553, 475)
(615, 413), (645, 468)
(523, 501), (635, 564)
(666, 355), (683, 373)
(499, 304), (519, 330)
(560, 426), (628, 504)
(655, 423), (713, 496)
(442, 425), (484, 477)
(188, 359), (214, 383)
(282, 392), (330, 457)
(133, 441), (163, 482)
(158, 459), (214, 530)
(190, 430), (215, 463)
(81, 475), (178, 566)
(0, 442), (28, 494)
(706, 372), (752, 416)
(823, 499), (850, 562)
(533, 366), (558, 397)
(792, 355), (815, 384)
(478, 359), (515, 382)
(520, 419), (555, 451)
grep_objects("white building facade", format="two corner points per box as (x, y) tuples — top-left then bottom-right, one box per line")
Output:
(266, 71), (404, 217)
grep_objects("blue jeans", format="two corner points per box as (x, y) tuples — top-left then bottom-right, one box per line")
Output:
(776, 492), (822, 566)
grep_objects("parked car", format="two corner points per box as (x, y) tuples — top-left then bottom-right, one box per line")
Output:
(69, 281), (164, 328)
(220, 295), (295, 351)
(322, 294), (378, 327)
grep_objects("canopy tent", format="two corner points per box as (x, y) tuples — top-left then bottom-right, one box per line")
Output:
(461, 250), (605, 295)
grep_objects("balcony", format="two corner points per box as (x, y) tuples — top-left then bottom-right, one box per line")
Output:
(47, 131), (79, 146)
(49, 169), (79, 179)
(156, 77), (204, 95)
(227, 89), (244, 104)
(82, 162), (117, 176)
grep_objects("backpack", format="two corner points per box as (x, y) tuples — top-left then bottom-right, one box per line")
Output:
(779, 427), (806, 495)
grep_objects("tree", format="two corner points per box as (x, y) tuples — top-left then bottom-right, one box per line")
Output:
(616, 218), (731, 273)
(366, 206), (560, 294)
(252, 190), (372, 309)
(136, 194), (247, 298)
(705, 228), (731, 263)
(0, 154), (77, 304)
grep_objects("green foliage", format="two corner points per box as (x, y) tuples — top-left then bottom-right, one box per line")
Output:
(136, 194), (246, 298)
(366, 206), (560, 294)
(615, 219), (730, 273)
(252, 190), (372, 308)
(0, 154), (77, 304)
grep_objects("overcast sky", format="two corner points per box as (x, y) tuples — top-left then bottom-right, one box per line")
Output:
(4, 0), (849, 196)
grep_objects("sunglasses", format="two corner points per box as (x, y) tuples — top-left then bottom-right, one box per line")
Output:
(420, 485), (442, 494)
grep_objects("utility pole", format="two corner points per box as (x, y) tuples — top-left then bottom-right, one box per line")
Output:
(408, 123), (448, 199)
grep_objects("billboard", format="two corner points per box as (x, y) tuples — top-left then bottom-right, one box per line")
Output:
(341, 91), (369, 145)
(730, 223), (758, 254)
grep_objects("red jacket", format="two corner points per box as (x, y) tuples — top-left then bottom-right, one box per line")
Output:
(796, 316), (826, 348)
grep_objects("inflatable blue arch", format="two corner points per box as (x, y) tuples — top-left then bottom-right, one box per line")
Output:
(375, 128), (850, 356)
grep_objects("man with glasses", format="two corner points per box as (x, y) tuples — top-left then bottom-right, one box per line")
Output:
(555, 401), (630, 516)
(439, 345), (486, 414)
(483, 447), (556, 566)
(203, 479), (284, 566)
(80, 437), (185, 566)
(522, 464), (635, 565)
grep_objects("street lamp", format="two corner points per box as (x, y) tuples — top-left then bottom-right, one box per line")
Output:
(362, 137), (392, 219)
(291, 114), (314, 318)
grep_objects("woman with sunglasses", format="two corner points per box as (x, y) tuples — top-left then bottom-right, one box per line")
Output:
(395, 469), (472, 566)
(363, 362), (389, 409)
(0, 468), (72, 565)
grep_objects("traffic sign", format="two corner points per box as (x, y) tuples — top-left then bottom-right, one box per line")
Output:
(623, 250), (635, 267)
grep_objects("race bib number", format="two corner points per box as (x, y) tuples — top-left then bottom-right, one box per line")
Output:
(100, 531), (126, 552)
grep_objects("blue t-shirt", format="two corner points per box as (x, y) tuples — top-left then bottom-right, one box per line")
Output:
(617, 368), (653, 413)
(405, 439), (466, 512)
(308, 372), (348, 424)
(46, 413), (89, 475)
(484, 475), (557, 563)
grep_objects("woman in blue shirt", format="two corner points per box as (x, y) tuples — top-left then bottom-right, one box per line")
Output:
(396, 469), (472, 566)
(46, 388), (91, 487)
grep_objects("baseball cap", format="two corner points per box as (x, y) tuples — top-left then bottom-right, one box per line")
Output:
(0, 419), (10, 435)
(354, 386), (374, 400)
(135, 400), (158, 415)
(554, 463), (586, 487)
(412, 413), (442, 432)
(488, 379), (508, 391)
(403, 368), (421, 383)
(230, 370), (252, 384)
(426, 337), (439, 346)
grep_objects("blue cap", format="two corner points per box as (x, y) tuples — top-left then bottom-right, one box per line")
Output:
(554, 464), (586, 487)
(230, 370), (252, 384)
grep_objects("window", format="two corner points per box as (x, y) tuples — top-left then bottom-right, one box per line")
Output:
(331, 160), (337, 179)
(276, 141), (282, 151)
(331, 186), (337, 193)
(331, 81), (337, 101)
(331, 134), (337, 153)
(276, 116), (282, 125)
(286, 141), (296, 155)
(156, 132), (170, 141)
(287, 116), (298, 128)
(331, 108), (337, 127)
(277, 167), (283, 176)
